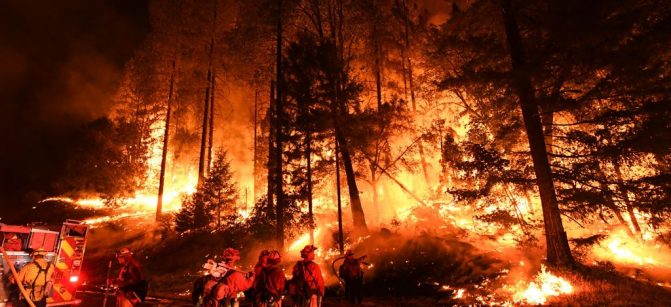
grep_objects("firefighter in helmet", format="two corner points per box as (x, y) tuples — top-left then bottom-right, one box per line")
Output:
(207, 247), (254, 307)
(289, 245), (324, 307)
(248, 250), (270, 306)
(338, 250), (366, 304)
(114, 247), (147, 307)
(15, 247), (54, 307)
(196, 259), (229, 306)
(253, 250), (285, 307)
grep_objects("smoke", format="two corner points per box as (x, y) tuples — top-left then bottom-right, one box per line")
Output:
(0, 0), (150, 209)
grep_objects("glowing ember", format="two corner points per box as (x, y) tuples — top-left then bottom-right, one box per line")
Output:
(513, 265), (573, 305)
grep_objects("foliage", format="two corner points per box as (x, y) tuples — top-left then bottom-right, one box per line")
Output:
(175, 150), (238, 232)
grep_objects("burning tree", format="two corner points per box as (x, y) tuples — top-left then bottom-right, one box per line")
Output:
(175, 150), (238, 232)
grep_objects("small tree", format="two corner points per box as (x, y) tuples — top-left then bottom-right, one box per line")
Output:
(202, 150), (239, 229)
(175, 150), (238, 233)
(175, 193), (210, 233)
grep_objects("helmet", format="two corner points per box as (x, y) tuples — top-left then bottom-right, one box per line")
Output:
(300, 245), (317, 258)
(222, 248), (240, 261)
(267, 250), (281, 264)
(117, 247), (132, 257)
(31, 247), (47, 257)
(345, 249), (355, 257)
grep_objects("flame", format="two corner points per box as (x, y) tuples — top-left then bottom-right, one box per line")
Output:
(513, 265), (574, 305)
(591, 228), (671, 268)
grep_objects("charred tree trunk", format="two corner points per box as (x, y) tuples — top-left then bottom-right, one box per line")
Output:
(198, 70), (212, 185)
(156, 59), (176, 222)
(372, 1), (383, 110)
(307, 131), (314, 244)
(336, 137), (345, 254)
(267, 80), (276, 221)
(253, 88), (259, 201)
(207, 69), (215, 174)
(275, 0), (285, 249)
(402, 0), (429, 186)
(336, 128), (368, 233)
(330, 0), (368, 234)
(500, 0), (574, 267)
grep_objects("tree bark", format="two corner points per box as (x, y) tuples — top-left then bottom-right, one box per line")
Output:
(198, 70), (211, 185)
(307, 130), (314, 244)
(336, 137), (345, 254)
(156, 59), (176, 222)
(336, 127), (368, 233)
(207, 69), (215, 174)
(402, 0), (430, 186)
(275, 0), (285, 249)
(500, 0), (574, 267)
(267, 80), (276, 221)
(253, 88), (259, 201)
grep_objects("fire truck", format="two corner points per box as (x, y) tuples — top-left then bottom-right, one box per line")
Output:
(0, 220), (88, 306)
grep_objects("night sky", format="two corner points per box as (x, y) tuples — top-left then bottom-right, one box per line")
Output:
(0, 0), (150, 212)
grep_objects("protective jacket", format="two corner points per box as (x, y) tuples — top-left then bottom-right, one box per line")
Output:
(17, 258), (54, 302)
(291, 260), (325, 296)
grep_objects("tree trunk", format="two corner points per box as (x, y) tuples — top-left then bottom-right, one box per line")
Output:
(372, 1), (383, 110)
(499, 0), (574, 267)
(613, 161), (642, 236)
(599, 179), (636, 238)
(402, 0), (430, 186)
(336, 137), (345, 254)
(198, 70), (211, 185)
(372, 173), (380, 225)
(267, 80), (276, 220)
(275, 0), (285, 249)
(306, 124), (315, 244)
(253, 88), (259, 201)
(336, 127), (368, 233)
(207, 69), (215, 174)
(156, 59), (176, 222)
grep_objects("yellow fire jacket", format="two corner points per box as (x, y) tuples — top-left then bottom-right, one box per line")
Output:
(17, 258), (55, 301)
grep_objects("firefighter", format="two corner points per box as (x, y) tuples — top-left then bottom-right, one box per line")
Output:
(114, 247), (147, 307)
(194, 259), (228, 306)
(15, 247), (54, 307)
(248, 250), (270, 306)
(253, 250), (285, 307)
(206, 248), (255, 307)
(289, 245), (324, 307)
(338, 250), (365, 304)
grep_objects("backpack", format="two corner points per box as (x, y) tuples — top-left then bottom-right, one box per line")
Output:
(340, 260), (363, 281)
(288, 261), (317, 298)
(256, 267), (282, 303)
(203, 270), (235, 307)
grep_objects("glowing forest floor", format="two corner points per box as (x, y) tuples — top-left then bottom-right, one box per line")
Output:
(76, 217), (671, 306)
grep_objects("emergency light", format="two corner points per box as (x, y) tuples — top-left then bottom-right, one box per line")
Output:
(69, 275), (79, 283)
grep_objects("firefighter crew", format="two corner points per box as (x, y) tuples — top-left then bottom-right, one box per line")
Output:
(253, 250), (285, 307)
(114, 247), (148, 307)
(15, 247), (54, 307)
(338, 250), (366, 304)
(209, 247), (255, 307)
(289, 245), (325, 307)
